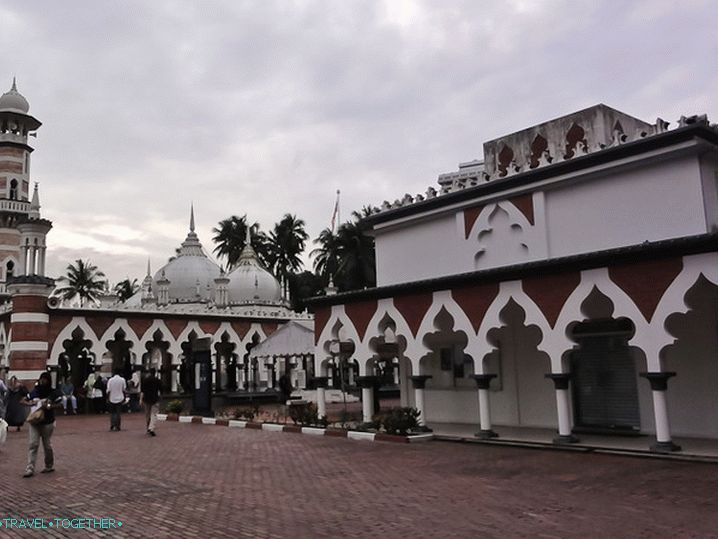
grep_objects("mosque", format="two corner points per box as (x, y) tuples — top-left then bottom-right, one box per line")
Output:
(309, 103), (718, 452)
(0, 80), (314, 400)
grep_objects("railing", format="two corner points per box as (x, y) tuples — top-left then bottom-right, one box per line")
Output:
(0, 199), (30, 213)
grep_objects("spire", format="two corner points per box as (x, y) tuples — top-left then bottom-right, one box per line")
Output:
(29, 182), (40, 219)
(146, 258), (151, 277)
(237, 222), (260, 265)
(11, 76), (17, 92)
(178, 203), (204, 256)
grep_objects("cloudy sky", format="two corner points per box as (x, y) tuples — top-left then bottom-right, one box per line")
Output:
(0, 0), (716, 284)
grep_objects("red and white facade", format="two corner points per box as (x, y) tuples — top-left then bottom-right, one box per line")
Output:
(0, 80), (314, 397)
(310, 105), (718, 451)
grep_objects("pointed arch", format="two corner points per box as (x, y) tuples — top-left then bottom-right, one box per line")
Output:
(48, 317), (100, 365)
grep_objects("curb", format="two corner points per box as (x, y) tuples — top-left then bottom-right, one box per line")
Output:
(158, 415), (433, 445)
(434, 434), (718, 464)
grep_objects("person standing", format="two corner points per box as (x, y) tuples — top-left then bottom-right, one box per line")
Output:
(127, 371), (141, 413)
(6, 376), (29, 431)
(23, 373), (62, 478)
(106, 370), (127, 432)
(140, 368), (161, 436)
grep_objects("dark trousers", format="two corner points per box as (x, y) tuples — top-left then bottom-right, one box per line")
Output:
(109, 402), (122, 430)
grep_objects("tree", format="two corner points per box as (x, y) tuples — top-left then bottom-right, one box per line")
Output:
(114, 278), (139, 302)
(269, 214), (309, 298)
(334, 221), (376, 291)
(54, 259), (108, 307)
(288, 270), (324, 311)
(212, 215), (273, 270)
(310, 227), (340, 287)
(311, 211), (376, 292)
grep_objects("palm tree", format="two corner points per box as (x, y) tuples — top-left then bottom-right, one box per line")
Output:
(212, 215), (273, 270)
(311, 211), (376, 292)
(334, 221), (376, 291)
(54, 260), (108, 307)
(114, 278), (139, 302)
(310, 227), (340, 286)
(269, 214), (309, 298)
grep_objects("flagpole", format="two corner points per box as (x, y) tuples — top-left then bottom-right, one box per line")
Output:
(336, 189), (341, 230)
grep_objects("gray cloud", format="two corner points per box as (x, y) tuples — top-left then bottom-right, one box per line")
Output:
(0, 0), (715, 284)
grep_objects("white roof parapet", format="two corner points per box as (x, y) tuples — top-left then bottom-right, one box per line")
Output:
(369, 106), (714, 216)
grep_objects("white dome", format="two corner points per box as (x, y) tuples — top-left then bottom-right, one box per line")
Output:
(153, 207), (222, 302)
(0, 79), (30, 113)
(227, 243), (282, 304)
(155, 255), (221, 302)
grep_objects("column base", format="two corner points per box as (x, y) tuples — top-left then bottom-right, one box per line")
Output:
(475, 429), (498, 439)
(650, 440), (682, 453)
(553, 434), (579, 444)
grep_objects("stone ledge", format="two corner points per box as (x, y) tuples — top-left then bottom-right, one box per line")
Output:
(158, 415), (434, 444)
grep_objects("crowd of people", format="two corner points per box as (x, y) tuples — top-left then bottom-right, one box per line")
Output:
(0, 368), (163, 478)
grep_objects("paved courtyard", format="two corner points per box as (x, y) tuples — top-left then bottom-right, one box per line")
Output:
(1, 414), (718, 538)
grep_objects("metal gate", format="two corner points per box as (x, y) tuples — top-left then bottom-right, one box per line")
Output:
(570, 319), (640, 432)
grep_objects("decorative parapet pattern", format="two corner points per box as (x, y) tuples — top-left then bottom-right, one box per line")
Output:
(365, 107), (714, 217)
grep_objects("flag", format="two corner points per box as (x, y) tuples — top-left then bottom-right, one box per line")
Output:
(330, 189), (340, 233)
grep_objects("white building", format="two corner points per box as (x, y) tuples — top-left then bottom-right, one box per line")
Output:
(310, 104), (718, 452)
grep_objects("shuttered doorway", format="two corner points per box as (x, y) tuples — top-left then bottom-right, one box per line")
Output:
(570, 319), (641, 433)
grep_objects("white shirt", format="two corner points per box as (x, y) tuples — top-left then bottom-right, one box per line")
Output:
(106, 375), (127, 404)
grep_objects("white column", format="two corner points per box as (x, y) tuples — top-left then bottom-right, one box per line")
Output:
(362, 387), (374, 423)
(317, 387), (326, 418)
(29, 246), (37, 275)
(545, 373), (578, 444)
(171, 368), (178, 392)
(555, 389), (572, 437)
(20, 245), (28, 275)
(414, 387), (426, 426)
(267, 360), (274, 389)
(652, 390), (671, 443)
(640, 372), (681, 452)
(38, 246), (46, 276)
(472, 374), (497, 439)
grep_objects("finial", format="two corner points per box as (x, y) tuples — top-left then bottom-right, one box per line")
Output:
(247, 222), (252, 246)
(146, 258), (151, 277)
(11, 77), (17, 92)
(189, 203), (195, 232)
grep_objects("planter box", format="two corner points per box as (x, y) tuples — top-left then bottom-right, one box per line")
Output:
(301, 427), (327, 436)
(228, 420), (247, 428)
(156, 414), (168, 421)
(215, 419), (229, 426)
(283, 425), (303, 433)
(201, 417), (216, 425)
(246, 422), (262, 430)
(262, 423), (284, 432)
(347, 431), (376, 441)
(178, 415), (193, 423)
(325, 428), (348, 438)
(190, 417), (203, 424)
(166, 413), (179, 422)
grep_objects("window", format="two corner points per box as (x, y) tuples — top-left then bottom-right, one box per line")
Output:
(9, 179), (17, 200)
(5, 260), (13, 280)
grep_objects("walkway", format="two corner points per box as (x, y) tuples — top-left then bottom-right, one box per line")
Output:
(1, 414), (717, 537)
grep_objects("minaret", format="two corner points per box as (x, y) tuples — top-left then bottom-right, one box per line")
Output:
(7, 185), (53, 386)
(0, 79), (42, 297)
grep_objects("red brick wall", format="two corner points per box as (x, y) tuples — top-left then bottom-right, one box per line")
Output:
(0, 161), (23, 173)
(0, 147), (24, 158)
(13, 295), (48, 312)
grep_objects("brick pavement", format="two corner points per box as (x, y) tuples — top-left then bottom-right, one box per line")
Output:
(1, 413), (718, 538)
